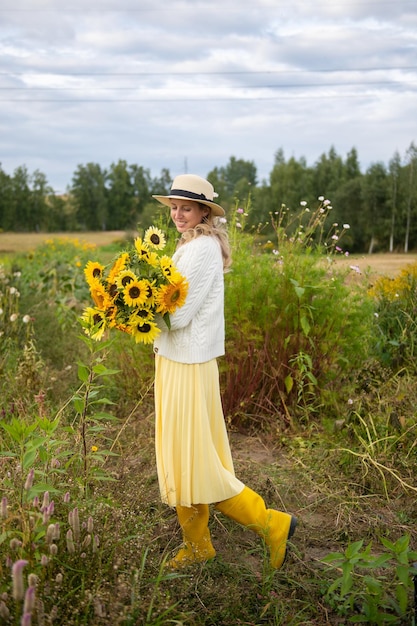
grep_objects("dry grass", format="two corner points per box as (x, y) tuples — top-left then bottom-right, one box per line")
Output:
(2, 231), (416, 278)
(333, 252), (417, 278)
(0, 231), (128, 254)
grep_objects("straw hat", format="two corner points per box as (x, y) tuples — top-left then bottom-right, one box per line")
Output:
(152, 174), (225, 217)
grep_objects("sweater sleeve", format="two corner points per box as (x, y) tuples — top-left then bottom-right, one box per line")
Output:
(168, 236), (222, 331)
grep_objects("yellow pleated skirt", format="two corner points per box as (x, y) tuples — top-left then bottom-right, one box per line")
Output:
(154, 355), (245, 507)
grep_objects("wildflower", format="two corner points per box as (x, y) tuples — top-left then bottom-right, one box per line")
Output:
(115, 269), (136, 290)
(1, 497), (7, 518)
(107, 252), (130, 284)
(300, 201), (307, 206)
(24, 469), (35, 491)
(41, 492), (50, 511)
(22, 314), (31, 324)
(237, 208), (244, 214)
(350, 265), (361, 274)
(10, 313), (18, 322)
(236, 222), (242, 229)
(12, 559), (28, 601)
(156, 279), (189, 315)
(343, 223), (350, 229)
(159, 256), (182, 284)
(129, 318), (160, 344)
(91, 445), (98, 452)
(347, 398), (354, 405)
(66, 529), (75, 554)
(318, 195), (324, 201)
(144, 226), (166, 250)
(219, 217), (227, 224)
(331, 235), (339, 241)
(123, 279), (149, 307)
(84, 261), (105, 285)
(0, 308), (3, 315)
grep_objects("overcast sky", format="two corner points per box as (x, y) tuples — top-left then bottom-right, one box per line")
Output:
(1, 0), (416, 193)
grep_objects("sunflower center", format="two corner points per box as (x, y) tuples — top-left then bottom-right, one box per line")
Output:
(93, 314), (103, 325)
(138, 323), (151, 333)
(150, 234), (160, 245)
(137, 309), (148, 318)
(170, 289), (180, 303)
(122, 276), (133, 287)
(109, 283), (118, 297)
(92, 268), (101, 278)
(129, 286), (141, 299)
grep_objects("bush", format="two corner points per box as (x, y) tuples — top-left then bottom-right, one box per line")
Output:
(222, 198), (374, 429)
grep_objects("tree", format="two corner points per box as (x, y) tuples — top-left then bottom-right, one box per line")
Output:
(388, 151), (401, 252)
(0, 165), (13, 230)
(70, 163), (107, 230)
(106, 160), (135, 230)
(403, 142), (417, 252)
(362, 163), (389, 253)
(29, 170), (51, 231)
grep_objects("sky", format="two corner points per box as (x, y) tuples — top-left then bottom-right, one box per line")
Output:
(1, 0), (416, 194)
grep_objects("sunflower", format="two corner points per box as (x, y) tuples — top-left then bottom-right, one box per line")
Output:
(159, 256), (183, 284)
(156, 278), (189, 315)
(84, 261), (105, 286)
(123, 279), (149, 307)
(90, 282), (113, 309)
(144, 280), (158, 306)
(128, 317), (161, 344)
(134, 238), (151, 261)
(107, 252), (130, 284)
(130, 306), (154, 323)
(144, 250), (160, 268)
(81, 307), (107, 341)
(115, 269), (137, 290)
(144, 226), (166, 250)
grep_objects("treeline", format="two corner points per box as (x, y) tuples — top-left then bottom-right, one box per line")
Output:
(1, 142), (416, 253)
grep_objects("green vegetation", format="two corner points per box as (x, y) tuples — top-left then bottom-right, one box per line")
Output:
(1, 204), (417, 624)
(1, 142), (417, 253)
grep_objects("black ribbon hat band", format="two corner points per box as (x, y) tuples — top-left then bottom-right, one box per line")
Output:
(169, 189), (214, 203)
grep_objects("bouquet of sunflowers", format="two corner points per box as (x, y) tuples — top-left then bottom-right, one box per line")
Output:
(81, 226), (188, 344)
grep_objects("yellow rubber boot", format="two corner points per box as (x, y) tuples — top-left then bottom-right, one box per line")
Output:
(167, 504), (216, 569)
(215, 486), (297, 569)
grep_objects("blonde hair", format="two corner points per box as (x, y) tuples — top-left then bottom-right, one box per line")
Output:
(176, 209), (232, 271)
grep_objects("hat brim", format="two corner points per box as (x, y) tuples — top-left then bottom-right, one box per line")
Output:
(152, 194), (225, 217)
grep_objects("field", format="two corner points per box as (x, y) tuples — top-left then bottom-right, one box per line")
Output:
(0, 230), (127, 254)
(1, 230), (417, 625)
(2, 230), (417, 276)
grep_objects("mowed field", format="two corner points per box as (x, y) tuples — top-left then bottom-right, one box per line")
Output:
(1, 231), (417, 278)
(0, 231), (127, 255)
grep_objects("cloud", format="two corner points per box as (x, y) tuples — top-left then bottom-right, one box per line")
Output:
(0, 0), (416, 192)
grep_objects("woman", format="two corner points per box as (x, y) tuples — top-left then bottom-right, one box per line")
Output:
(152, 174), (297, 569)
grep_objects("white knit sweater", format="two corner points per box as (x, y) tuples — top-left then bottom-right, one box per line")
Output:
(153, 235), (225, 364)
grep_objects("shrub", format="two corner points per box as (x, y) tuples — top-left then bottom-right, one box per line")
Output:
(222, 198), (374, 429)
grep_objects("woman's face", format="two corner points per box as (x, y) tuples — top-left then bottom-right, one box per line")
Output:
(170, 199), (208, 233)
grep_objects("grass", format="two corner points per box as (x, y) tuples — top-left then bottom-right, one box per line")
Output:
(1, 231), (417, 625)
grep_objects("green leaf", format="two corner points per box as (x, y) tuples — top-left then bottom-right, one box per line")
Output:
(163, 312), (171, 330)
(345, 540), (364, 559)
(300, 314), (311, 336)
(23, 447), (37, 469)
(92, 364), (120, 376)
(73, 397), (85, 414)
(284, 374), (294, 394)
(77, 362), (90, 382)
